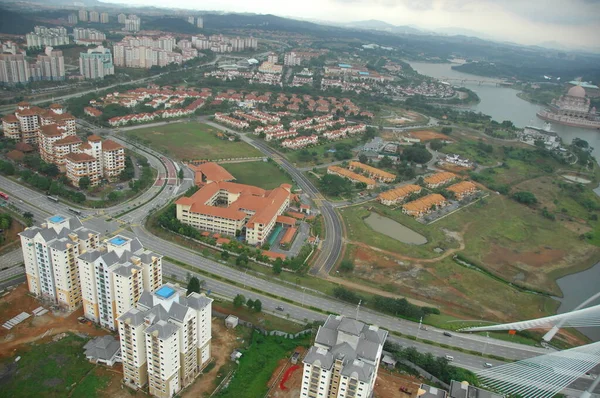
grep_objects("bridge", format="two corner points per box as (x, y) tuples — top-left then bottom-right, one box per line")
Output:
(439, 76), (511, 86)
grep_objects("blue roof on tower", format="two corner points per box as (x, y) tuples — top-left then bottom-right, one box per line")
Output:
(155, 286), (176, 299)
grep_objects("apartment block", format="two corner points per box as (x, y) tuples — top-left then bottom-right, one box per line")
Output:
(100, 12), (109, 23)
(89, 11), (100, 23)
(73, 28), (106, 45)
(0, 53), (30, 85)
(301, 315), (387, 398)
(79, 46), (114, 79)
(118, 284), (213, 398)
(19, 215), (100, 311)
(176, 163), (292, 245)
(78, 235), (163, 330)
(26, 26), (69, 48)
(196, 17), (204, 29)
(79, 9), (88, 22)
(124, 15), (141, 32)
(113, 36), (185, 69)
(68, 14), (78, 24)
(32, 47), (65, 81)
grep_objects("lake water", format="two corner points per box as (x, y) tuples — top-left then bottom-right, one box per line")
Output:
(410, 61), (600, 341)
(364, 213), (427, 245)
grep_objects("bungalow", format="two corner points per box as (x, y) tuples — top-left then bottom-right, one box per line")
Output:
(84, 107), (102, 117)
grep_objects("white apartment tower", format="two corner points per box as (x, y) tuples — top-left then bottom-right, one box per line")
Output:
(118, 284), (213, 398)
(125, 15), (141, 32)
(78, 235), (163, 330)
(19, 215), (100, 311)
(79, 9), (88, 22)
(100, 12), (109, 23)
(301, 315), (388, 398)
(196, 17), (203, 29)
(89, 11), (100, 23)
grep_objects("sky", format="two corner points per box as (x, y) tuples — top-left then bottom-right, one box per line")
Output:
(105, 0), (600, 49)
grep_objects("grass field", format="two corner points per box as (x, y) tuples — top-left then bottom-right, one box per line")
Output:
(221, 160), (293, 190)
(0, 334), (100, 398)
(216, 331), (307, 398)
(339, 202), (460, 258)
(284, 138), (360, 168)
(125, 122), (261, 160)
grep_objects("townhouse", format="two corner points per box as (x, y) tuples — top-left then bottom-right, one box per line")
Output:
(378, 184), (422, 206)
(447, 181), (477, 200)
(118, 284), (213, 398)
(214, 113), (249, 129)
(402, 194), (447, 217)
(281, 134), (319, 150)
(423, 172), (457, 189)
(301, 315), (387, 398)
(327, 166), (377, 189)
(348, 161), (396, 183)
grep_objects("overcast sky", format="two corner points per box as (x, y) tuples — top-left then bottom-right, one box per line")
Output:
(105, 0), (600, 48)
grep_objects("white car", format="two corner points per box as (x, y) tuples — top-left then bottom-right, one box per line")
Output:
(445, 355), (454, 361)
(484, 363), (493, 368)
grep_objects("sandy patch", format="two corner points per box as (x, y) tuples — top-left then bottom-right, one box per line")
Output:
(409, 130), (451, 141)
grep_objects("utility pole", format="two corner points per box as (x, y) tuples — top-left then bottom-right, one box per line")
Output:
(482, 332), (489, 356)
(355, 300), (361, 320)
(416, 317), (423, 341)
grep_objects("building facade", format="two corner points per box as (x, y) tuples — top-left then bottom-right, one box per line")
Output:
(78, 235), (163, 330)
(79, 46), (114, 79)
(19, 215), (100, 311)
(124, 15), (141, 32)
(0, 54), (30, 85)
(26, 26), (69, 48)
(78, 9), (88, 22)
(301, 315), (387, 398)
(118, 284), (213, 398)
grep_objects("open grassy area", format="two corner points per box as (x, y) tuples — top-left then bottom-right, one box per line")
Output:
(214, 299), (306, 334)
(0, 334), (97, 398)
(283, 137), (361, 168)
(221, 160), (293, 190)
(339, 202), (460, 258)
(125, 122), (261, 161)
(216, 331), (307, 398)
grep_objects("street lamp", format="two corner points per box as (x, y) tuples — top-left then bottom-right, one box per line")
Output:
(301, 287), (306, 308)
(416, 317), (423, 341)
(482, 332), (489, 356)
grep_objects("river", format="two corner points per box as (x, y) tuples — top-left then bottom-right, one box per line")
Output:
(409, 61), (600, 342)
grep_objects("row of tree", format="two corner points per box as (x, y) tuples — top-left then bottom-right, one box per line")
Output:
(233, 294), (262, 312)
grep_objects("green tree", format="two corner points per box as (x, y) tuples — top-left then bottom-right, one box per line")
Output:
(378, 156), (393, 169)
(512, 191), (538, 205)
(235, 253), (249, 267)
(319, 174), (353, 196)
(441, 127), (453, 135)
(79, 177), (91, 190)
(178, 168), (184, 180)
(273, 260), (283, 274)
(233, 294), (245, 307)
(339, 259), (354, 272)
(401, 144), (432, 164)
(108, 191), (120, 201)
(358, 154), (369, 164)
(430, 139), (444, 151)
(246, 298), (255, 309)
(253, 299), (262, 312)
(186, 276), (201, 295)
(221, 250), (230, 260)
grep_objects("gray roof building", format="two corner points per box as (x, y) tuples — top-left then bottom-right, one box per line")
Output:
(84, 335), (121, 366)
(449, 381), (504, 398)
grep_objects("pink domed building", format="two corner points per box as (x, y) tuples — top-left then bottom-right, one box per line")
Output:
(537, 85), (600, 129)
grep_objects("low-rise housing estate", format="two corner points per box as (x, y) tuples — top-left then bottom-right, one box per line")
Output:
(378, 184), (422, 205)
(348, 161), (396, 183)
(447, 181), (477, 199)
(301, 315), (387, 398)
(402, 193), (447, 217)
(327, 165), (377, 189)
(423, 172), (457, 188)
(281, 134), (318, 150)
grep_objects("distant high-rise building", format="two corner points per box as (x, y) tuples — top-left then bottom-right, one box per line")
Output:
(284, 52), (300, 66)
(196, 16), (203, 29)
(20, 215), (100, 311)
(187, 16), (195, 25)
(118, 283), (213, 397)
(267, 52), (278, 64)
(124, 15), (141, 32)
(26, 26), (69, 48)
(118, 13), (126, 23)
(89, 11), (99, 23)
(68, 13), (78, 25)
(79, 45), (114, 79)
(78, 9), (88, 22)
(73, 28), (106, 45)
(1, 40), (18, 55)
(34, 47), (65, 81)
(0, 53), (30, 85)
(100, 12), (109, 24)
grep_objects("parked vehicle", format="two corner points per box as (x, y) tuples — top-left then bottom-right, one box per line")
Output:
(484, 363), (493, 368)
(443, 331), (452, 337)
(445, 355), (454, 361)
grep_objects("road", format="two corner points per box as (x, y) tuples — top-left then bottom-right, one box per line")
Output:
(1, 120), (599, 393)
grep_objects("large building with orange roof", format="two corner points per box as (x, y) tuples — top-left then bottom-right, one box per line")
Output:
(447, 181), (477, 199)
(176, 165), (292, 245)
(378, 184), (422, 206)
(348, 161), (396, 183)
(188, 162), (235, 185)
(423, 172), (457, 188)
(327, 165), (376, 189)
(402, 193), (447, 217)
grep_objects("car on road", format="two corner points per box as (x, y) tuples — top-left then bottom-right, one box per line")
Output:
(445, 355), (454, 361)
(420, 326), (428, 331)
(443, 331), (452, 337)
(484, 363), (493, 368)
(276, 306), (284, 311)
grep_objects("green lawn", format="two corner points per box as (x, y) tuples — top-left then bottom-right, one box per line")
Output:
(340, 202), (459, 258)
(0, 334), (97, 398)
(217, 331), (307, 398)
(125, 122), (261, 161)
(221, 160), (293, 190)
(283, 138), (360, 168)
(439, 139), (502, 166)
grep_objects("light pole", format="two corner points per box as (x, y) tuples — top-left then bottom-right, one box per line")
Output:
(301, 287), (306, 308)
(482, 332), (489, 356)
(416, 317), (422, 341)
(242, 269), (248, 288)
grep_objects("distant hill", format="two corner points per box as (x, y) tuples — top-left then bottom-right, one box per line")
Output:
(0, 8), (40, 35)
(144, 17), (203, 34)
(344, 20), (423, 35)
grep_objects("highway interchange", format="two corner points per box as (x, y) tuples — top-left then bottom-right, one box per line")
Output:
(0, 117), (598, 393)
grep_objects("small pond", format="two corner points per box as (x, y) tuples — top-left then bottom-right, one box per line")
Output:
(364, 213), (427, 245)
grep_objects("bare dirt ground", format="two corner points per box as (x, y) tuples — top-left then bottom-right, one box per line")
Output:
(0, 284), (107, 359)
(182, 321), (243, 398)
(374, 370), (422, 398)
(267, 346), (306, 398)
(409, 130), (451, 141)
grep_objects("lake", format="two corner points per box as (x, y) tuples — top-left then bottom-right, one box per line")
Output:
(364, 213), (427, 245)
(410, 61), (600, 341)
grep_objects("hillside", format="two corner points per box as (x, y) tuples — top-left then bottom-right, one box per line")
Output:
(144, 17), (203, 35)
(0, 8), (41, 35)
